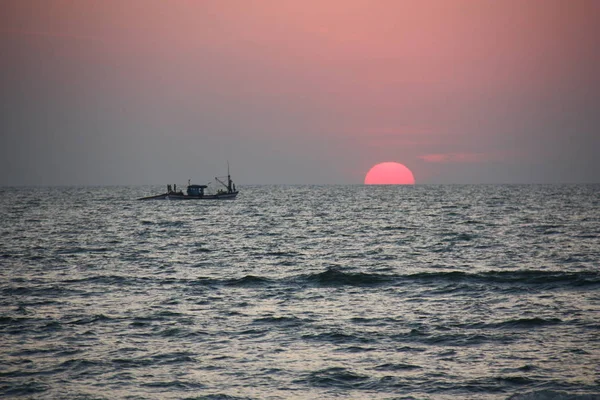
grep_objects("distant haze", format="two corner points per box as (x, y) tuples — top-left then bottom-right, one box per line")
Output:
(1, 0), (599, 185)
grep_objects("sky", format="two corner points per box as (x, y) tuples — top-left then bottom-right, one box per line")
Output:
(1, 0), (599, 185)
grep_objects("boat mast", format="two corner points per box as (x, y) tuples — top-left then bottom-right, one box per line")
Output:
(227, 161), (232, 193)
(215, 162), (233, 193)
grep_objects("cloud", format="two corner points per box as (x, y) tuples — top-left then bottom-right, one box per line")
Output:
(418, 153), (491, 163)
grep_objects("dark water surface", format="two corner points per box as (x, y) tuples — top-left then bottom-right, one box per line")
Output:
(1, 185), (599, 399)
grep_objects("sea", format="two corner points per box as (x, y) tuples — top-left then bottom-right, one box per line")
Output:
(1, 184), (599, 400)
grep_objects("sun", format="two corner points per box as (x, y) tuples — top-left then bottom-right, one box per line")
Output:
(364, 162), (415, 185)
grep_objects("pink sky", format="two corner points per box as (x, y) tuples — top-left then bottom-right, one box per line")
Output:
(1, 0), (599, 184)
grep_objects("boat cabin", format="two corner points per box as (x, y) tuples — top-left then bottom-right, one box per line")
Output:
(187, 184), (208, 197)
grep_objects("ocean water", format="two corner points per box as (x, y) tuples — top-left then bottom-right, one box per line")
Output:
(1, 184), (599, 400)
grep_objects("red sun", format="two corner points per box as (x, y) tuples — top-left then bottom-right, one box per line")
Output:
(364, 162), (415, 185)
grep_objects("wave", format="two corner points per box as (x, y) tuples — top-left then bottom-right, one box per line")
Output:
(374, 363), (421, 371)
(224, 275), (273, 287)
(62, 275), (153, 287)
(390, 330), (514, 347)
(507, 390), (600, 400)
(0, 381), (49, 396)
(182, 395), (255, 400)
(177, 267), (600, 290)
(295, 367), (370, 389)
(1, 285), (85, 297)
(57, 358), (104, 372)
(301, 267), (394, 286)
(55, 246), (112, 254)
(140, 380), (205, 389)
(297, 267), (600, 289)
(406, 270), (600, 286)
(492, 317), (563, 329)
(251, 316), (305, 327)
(456, 318), (563, 332)
(189, 269), (393, 288)
(59, 267), (595, 296)
(302, 331), (375, 344)
(67, 314), (115, 325)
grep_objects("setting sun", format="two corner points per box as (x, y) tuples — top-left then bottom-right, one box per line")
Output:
(364, 162), (415, 185)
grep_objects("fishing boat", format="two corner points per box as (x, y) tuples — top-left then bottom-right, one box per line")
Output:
(138, 167), (239, 200)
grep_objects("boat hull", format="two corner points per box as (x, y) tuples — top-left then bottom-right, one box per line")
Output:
(138, 191), (238, 201)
